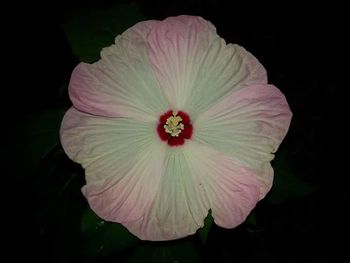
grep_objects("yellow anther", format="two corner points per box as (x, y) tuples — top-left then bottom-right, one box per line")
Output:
(164, 112), (185, 137)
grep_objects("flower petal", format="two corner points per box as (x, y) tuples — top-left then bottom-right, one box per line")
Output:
(123, 141), (264, 240)
(148, 15), (267, 117)
(60, 107), (165, 222)
(124, 146), (210, 240)
(69, 20), (168, 121)
(184, 142), (263, 228)
(194, 84), (292, 196)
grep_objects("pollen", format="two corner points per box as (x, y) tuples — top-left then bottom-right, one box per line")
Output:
(164, 112), (185, 137)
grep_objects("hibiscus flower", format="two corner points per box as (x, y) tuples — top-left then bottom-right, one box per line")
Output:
(60, 15), (292, 241)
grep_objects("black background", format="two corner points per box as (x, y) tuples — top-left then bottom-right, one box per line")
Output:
(5, 0), (347, 262)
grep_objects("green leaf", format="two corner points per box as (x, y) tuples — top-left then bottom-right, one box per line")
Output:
(5, 108), (65, 179)
(245, 212), (265, 233)
(62, 2), (146, 63)
(197, 210), (213, 243)
(81, 208), (139, 262)
(126, 240), (202, 263)
(34, 145), (86, 261)
(266, 149), (315, 204)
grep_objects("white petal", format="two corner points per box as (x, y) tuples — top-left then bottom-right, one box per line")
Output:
(194, 84), (292, 196)
(124, 141), (265, 240)
(183, 142), (263, 228)
(69, 20), (169, 121)
(184, 43), (267, 118)
(60, 108), (166, 222)
(124, 144), (210, 240)
(147, 15), (267, 118)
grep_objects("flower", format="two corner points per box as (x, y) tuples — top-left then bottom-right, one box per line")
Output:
(60, 15), (292, 241)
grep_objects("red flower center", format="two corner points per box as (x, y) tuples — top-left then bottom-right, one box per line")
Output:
(157, 110), (193, 146)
